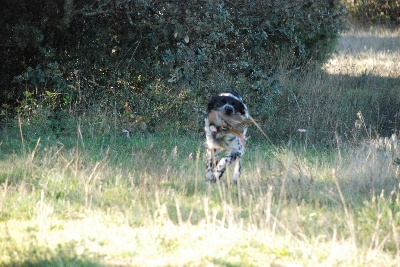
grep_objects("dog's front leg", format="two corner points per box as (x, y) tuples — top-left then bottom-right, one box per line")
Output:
(232, 157), (242, 185)
(213, 151), (241, 184)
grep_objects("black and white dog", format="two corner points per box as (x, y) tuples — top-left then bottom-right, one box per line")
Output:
(205, 91), (250, 184)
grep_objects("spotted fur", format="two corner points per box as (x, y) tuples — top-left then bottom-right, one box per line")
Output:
(205, 91), (250, 184)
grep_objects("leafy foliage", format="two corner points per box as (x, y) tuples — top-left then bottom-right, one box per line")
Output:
(0, 0), (345, 138)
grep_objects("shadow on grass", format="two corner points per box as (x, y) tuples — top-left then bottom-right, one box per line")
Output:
(2, 242), (106, 267)
(207, 257), (242, 267)
(4, 258), (104, 267)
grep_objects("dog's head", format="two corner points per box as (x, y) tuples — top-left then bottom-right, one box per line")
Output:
(206, 91), (250, 138)
(207, 90), (247, 117)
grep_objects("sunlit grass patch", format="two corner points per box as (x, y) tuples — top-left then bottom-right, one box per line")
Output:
(323, 28), (400, 77)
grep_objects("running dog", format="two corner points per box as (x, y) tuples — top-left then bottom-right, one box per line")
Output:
(205, 91), (253, 184)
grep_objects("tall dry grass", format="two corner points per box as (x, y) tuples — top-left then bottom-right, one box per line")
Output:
(1, 132), (400, 265)
(323, 28), (400, 77)
(264, 27), (400, 145)
(1, 27), (400, 266)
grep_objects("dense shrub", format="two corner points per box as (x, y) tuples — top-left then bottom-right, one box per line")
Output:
(0, 0), (345, 140)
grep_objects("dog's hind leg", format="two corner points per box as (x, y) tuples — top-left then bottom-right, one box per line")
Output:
(206, 149), (219, 183)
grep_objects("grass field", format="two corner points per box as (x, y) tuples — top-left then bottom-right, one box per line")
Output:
(1, 29), (400, 266)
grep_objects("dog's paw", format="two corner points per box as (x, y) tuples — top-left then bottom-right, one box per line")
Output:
(206, 176), (217, 183)
(206, 172), (216, 183)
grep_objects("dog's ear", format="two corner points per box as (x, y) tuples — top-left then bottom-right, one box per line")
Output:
(226, 90), (243, 101)
(207, 95), (221, 112)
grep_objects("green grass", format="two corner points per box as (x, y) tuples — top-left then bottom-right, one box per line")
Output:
(1, 27), (400, 266)
(0, 128), (400, 266)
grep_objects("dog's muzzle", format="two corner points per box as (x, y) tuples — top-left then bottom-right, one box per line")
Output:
(223, 105), (234, 115)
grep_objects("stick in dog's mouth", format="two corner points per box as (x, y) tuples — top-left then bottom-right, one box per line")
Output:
(208, 110), (270, 144)
(249, 115), (271, 143)
(208, 110), (252, 146)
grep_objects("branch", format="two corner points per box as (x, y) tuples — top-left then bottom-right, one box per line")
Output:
(62, 0), (75, 30)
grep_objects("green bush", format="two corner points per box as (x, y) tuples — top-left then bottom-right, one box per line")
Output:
(1, 0), (345, 139)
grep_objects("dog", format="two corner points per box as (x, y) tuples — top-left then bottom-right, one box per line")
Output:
(205, 90), (252, 184)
